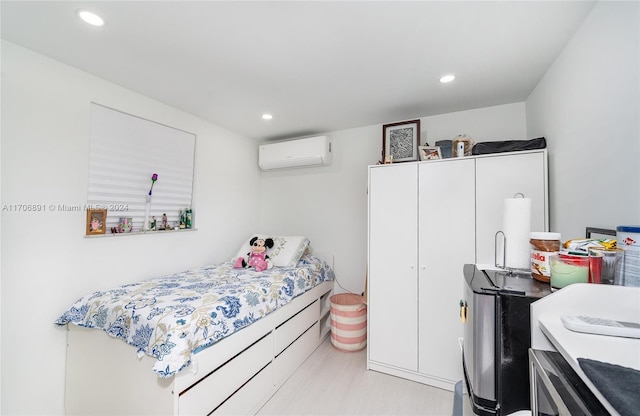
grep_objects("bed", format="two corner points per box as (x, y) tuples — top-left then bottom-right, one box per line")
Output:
(56, 235), (335, 415)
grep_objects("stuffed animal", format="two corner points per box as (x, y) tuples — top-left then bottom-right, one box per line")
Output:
(233, 236), (274, 272)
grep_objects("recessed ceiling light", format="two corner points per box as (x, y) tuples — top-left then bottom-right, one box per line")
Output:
(76, 9), (106, 27)
(262, 114), (273, 120)
(440, 74), (456, 83)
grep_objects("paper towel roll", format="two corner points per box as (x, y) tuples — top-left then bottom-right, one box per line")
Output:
(502, 197), (532, 269)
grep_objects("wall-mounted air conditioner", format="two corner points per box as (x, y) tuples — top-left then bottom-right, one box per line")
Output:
(259, 135), (333, 171)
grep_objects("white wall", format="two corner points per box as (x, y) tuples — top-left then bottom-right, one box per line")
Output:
(526, 1), (640, 239)
(0, 41), (261, 415)
(259, 103), (527, 294)
(422, 102), (527, 144)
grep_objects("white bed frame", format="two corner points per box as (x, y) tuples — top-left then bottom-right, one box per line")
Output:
(64, 262), (334, 415)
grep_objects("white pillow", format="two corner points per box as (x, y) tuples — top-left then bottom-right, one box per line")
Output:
(233, 234), (310, 268)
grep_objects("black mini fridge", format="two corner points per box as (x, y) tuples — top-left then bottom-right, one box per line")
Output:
(461, 264), (552, 416)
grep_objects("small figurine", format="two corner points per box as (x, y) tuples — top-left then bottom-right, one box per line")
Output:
(161, 213), (168, 230)
(150, 216), (156, 231)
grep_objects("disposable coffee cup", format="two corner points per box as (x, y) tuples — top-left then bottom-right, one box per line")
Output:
(588, 249), (603, 284)
(588, 247), (624, 285)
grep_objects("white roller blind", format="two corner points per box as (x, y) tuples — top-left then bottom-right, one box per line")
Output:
(88, 103), (196, 232)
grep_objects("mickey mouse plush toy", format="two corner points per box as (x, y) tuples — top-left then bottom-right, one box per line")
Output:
(234, 236), (274, 272)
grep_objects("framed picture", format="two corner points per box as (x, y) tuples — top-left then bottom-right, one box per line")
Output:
(118, 217), (133, 233)
(419, 146), (442, 161)
(86, 209), (107, 235)
(382, 119), (420, 163)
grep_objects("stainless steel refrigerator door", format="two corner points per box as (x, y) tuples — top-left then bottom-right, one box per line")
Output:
(464, 282), (497, 403)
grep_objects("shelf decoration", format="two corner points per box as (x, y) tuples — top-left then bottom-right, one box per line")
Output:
(143, 173), (158, 231)
(382, 119), (421, 163)
(419, 146), (442, 161)
(118, 217), (133, 233)
(86, 209), (107, 235)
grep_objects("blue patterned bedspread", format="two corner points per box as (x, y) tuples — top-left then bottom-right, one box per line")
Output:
(55, 254), (334, 378)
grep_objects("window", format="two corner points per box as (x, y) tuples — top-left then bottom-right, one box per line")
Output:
(88, 103), (196, 233)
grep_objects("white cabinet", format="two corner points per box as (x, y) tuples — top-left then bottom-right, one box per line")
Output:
(368, 163), (419, 371)
(475, 151), (548, 265)
(368, 158), (474, 390)
(367, 150), (548, 391)
(417, 160), (475, 383)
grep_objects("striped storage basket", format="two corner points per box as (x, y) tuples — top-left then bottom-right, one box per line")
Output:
(329, 293), (367, 352)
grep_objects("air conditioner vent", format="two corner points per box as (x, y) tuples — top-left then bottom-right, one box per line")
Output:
(259, 136), (333, 171)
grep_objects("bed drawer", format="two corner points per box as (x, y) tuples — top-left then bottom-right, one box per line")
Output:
(274, 321), (320, 385)
(178, 332), (274, 416)
(275, 299), (319, 355)
(211, 362), (274, 415)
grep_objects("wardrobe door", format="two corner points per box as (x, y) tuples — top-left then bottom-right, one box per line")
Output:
(368, 163), (418, 371)
(418, 159), (475, 388)
(475, 151), (548, 266)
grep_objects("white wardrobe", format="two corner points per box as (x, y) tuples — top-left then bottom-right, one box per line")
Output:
(367, 150), (548, 391)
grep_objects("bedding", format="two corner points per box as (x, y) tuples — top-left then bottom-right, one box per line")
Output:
(55, 254), (334, 378)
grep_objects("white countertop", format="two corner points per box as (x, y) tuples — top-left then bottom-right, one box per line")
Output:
(531, 283), (640, 416)
(539, 315), (640, 415)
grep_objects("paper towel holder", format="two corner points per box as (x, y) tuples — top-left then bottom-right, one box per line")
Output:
(495, 231), (529, 275)
(513, 192), (525, 198)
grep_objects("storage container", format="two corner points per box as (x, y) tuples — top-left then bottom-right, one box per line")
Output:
(329, 293), (367, 352)
(530, 232), (561, 282)
(550, 253), (589, 291)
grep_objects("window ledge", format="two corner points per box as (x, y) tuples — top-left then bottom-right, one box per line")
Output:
(85, 228), (197, 238)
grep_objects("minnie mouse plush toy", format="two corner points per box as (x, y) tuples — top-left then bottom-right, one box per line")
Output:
(234, 236), (274, 272)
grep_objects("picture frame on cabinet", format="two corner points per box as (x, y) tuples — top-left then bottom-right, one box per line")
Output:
(382, 119), (420, 163)
(86, 209), (107, 235)
(419, 146), (442, 161)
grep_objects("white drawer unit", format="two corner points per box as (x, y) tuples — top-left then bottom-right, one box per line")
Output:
(275, 299), (319, 354)
(179, 333), (274, 415)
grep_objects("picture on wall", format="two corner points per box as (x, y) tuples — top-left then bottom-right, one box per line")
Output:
(86, 209), (107, 235)
(382, 119), (420, 163)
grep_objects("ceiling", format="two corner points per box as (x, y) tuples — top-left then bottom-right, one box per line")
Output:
(1, 1), (596, 141)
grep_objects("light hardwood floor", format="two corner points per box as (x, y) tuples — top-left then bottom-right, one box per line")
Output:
(256, 338), (455, 416)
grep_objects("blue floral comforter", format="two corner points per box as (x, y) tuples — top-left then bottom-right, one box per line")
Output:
(55, 254), (334, 378)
